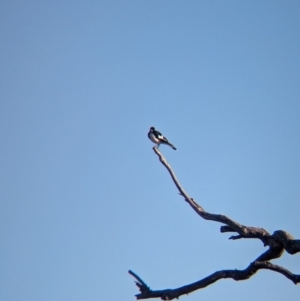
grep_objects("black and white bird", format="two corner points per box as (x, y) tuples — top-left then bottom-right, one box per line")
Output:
(148, 127), (177, 150)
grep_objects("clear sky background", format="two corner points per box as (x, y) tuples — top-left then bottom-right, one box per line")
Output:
(1, 1), (299, 300)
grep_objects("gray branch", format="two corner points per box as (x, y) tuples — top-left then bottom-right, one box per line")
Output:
(152, 146), (300, 255)
(129, 146), (300, 299)
(129, 262), (300, 300)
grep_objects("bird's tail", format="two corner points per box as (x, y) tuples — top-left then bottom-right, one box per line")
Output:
(168, 143), (177, 150)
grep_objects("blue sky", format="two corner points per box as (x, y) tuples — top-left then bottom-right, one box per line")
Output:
(1, 1), (299, 300)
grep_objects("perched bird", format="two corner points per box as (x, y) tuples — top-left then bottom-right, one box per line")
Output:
(148, 127), (177, 150)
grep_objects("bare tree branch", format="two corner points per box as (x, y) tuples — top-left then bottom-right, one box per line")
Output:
(129, 147), (300, 299)
(129, 262), (300, 300)
(152, 146), (300, 255)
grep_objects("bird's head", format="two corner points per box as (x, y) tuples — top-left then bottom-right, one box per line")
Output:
(150, 126), (155, 131)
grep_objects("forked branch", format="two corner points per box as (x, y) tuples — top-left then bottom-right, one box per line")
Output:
(152, 146), (300, 255)
(129, 147), (300, 299)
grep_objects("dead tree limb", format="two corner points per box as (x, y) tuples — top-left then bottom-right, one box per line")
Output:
(129, 146), (300, 299)
(151, 146), (300, 255)
(129, 261), (300, 300)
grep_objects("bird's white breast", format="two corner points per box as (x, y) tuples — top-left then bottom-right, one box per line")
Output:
(149, 132), (160, 144)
